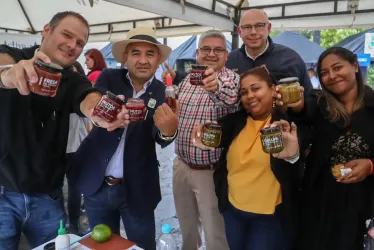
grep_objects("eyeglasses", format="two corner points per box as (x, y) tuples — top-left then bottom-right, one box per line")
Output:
(240, 23), (268, 32)
(199, 47), (227, 55)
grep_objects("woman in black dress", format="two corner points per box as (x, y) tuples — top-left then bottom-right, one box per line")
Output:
(282, 47), (374, 250)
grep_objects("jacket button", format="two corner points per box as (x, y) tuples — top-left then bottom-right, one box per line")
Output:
(118, 137), (121, 141)
(105, 158), (109, 163)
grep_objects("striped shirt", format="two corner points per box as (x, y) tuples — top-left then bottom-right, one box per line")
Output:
(175, 67), (240, 165)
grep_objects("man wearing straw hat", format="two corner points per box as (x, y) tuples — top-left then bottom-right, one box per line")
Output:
(68, 27), (178, 249)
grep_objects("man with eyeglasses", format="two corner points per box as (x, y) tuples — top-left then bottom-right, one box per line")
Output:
(170, 30), (239, 250)
(165, 9), (312, 95)
(227, 9), (312, 94)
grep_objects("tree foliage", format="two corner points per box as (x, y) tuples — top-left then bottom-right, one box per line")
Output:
(319, 29), (366, 48)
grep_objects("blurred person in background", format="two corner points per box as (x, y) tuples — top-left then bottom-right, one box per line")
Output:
(85, 48), (107, 84)
(66, 61), (90, 235)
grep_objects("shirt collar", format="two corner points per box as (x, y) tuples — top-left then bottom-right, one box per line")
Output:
(126, 72), (154, 90)
(245, 40), (269, 60)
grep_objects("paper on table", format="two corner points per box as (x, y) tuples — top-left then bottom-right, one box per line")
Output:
(126, 246), (144, 250)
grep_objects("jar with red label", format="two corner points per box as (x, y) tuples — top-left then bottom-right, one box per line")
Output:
(29, 59), (63, 97)
(92, 91), (125, 123)
(126, 98), (146, 122)
(190, 65), (208, 86)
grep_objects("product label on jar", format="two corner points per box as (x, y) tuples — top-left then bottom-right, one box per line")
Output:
(128, 108), (145, 121)
(190, 72), (203, 81)
(99, 99), (116, 113)
(262, 136), (283, 149)
(39, 77), (58, 87)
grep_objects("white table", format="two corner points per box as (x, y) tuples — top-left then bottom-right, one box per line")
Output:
(32, 234), (82, 250)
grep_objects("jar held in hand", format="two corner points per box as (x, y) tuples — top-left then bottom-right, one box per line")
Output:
(277, 77), (301, 105)
(260, 127), (284, 154)
(201, 123), (222, 148)
(29, 60), (63, 97)
(126, 98), (146, 122)
(92, 91), (125, 123)
(190, 65), (208, 86)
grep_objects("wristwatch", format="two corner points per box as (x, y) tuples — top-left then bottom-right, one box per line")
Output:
(0, 64), (13, 89)
(158, 130), (178, 141)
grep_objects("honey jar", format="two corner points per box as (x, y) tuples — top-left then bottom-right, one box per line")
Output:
(260, 127), (284, 154)
(278, 77), (301, 105)
(201, 123), (222, 148)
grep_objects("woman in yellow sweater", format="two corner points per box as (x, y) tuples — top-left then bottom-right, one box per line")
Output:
(192, 66), (300, 250)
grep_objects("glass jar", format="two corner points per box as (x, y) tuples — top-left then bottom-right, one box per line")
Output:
(278, 77), (301, 105)
(29, 59), (63, 97)
(190, 65), (208, 86)
(260, 127), (284, 154)
(126, 98), (146, 122)
(201, 123), (222, 148)
(92, 91), (125, 123)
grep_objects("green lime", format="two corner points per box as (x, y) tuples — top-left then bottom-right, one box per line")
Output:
(91, 224), (112, 243)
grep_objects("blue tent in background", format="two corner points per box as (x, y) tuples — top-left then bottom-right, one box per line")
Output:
(335, 29), (374, 54)
(100, 42), (118, 68)
(273, 31), (325, 65)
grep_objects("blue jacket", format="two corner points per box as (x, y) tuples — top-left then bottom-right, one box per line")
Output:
(67, 68), (172, 215)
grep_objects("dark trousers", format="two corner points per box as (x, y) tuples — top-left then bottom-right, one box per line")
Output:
(223, 202), (285, 250)
(84, 182), (156, 250)
(66, 153), (82, 229)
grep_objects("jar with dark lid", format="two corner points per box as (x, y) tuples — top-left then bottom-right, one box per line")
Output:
(126, 98), (146, 122)
(92, 91), (125, 123)
(260, 127), (284, 154)
(30, 59), (63, 97)
(201, 123), (222, 148)
(278, 77), (301, 105)
(190, 65), (208, 86)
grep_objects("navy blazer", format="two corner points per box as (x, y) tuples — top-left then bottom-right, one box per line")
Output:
(67, 68), (173, 215)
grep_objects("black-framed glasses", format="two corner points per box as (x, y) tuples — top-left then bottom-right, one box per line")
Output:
(240, 22), (268, 32)
(199, 46), (227, 55)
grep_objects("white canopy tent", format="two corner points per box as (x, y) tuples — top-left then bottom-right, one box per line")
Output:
(1, 0), (373, 47)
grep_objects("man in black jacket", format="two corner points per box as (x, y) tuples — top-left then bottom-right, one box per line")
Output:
(0, 12), (129, 249)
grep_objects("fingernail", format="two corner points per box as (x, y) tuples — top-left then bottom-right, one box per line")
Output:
(31, 77), (37, 83)
(197, 132), (201, 137)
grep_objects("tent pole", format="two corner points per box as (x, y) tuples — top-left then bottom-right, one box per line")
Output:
(313, 30), (321, 45)
(231, 4), (241, 50)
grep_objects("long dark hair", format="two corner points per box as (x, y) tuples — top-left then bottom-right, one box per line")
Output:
(316, 47), (365, 125)
(85, 49), (107, 73)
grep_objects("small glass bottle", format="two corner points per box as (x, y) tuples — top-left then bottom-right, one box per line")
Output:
(260, 127), (284, 154)
(190, 65), (208, 86)
(278, 77), (301, 105)
(30, 59), (63, 97)
(92, 91), (125, 123)
(201, 123), (222, 148)
(126, 98), (146, 122)
(165, 75), (177, 112)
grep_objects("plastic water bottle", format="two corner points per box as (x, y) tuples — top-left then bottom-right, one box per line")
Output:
(157, 224), (177, 250)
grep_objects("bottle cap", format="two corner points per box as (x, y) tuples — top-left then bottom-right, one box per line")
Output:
(166, 74), (173, 87)
(161, 224), (172, 234)
(58, 220), (66, 235)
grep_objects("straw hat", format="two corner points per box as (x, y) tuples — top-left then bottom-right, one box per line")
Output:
(112, 27), (171, 64)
